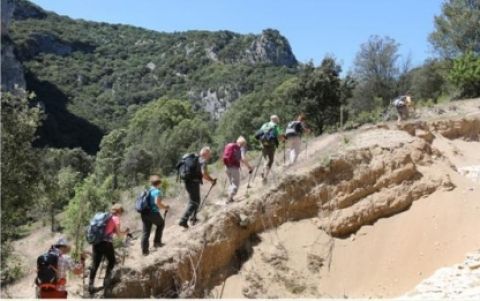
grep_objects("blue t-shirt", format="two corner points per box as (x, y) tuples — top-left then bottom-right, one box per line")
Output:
(149, 187), (163, 213)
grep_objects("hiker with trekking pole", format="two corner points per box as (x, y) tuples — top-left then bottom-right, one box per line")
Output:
(177, 146), (216, 229)
(222, 136), (254, 203)
(255, 115), (284, 184)
(135, 175), (170, 256)
(285, 114), (310, 166)
(86, 203), (129, 294)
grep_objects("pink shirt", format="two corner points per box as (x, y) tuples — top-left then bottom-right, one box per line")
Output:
(104, 215), (120, 241)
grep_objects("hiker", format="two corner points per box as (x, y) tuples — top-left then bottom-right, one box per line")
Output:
(223, 136), (254, 203)
(36, 238), (84, 299)
(256, 115), (284, 183)
(140, 175), (170, 256)
(177, 146), (217, 229)
(88, 204), (129, 294)
(285, 114), (310, 166)
(393, 94), (412, 125)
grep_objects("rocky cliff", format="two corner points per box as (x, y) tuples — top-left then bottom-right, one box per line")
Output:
(1, 0), (26, 93)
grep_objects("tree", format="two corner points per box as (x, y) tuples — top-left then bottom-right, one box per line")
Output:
(94, 129), (127, 189)
(1, 92), (42, 281)
(351, 35), (401, 111)
(429, 0), (480, 58)
(125, 99), (213, 174)
(290, 58), (347, 133)
(410, 59), (448, 102)
(448, 51), (480, 97)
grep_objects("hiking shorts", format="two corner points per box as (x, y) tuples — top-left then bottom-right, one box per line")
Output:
(262, 144), (276, 169)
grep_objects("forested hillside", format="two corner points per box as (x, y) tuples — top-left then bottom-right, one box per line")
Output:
(8, 0), (298, 152)
(1, 0), (479, 287)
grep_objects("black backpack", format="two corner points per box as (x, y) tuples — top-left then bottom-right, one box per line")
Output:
(285, 121), (303, 138)
(36, 247), (60, 286)
(176, 153), (202, 182)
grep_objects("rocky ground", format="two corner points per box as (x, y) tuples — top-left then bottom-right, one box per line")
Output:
(2, 98), (480, 299)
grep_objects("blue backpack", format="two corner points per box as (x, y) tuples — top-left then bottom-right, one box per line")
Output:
(86, 212), (112, 245)
(135, 188), (152, 213)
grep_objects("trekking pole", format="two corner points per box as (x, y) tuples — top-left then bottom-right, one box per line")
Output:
(198, 183), (215, 212)
(222, 177), (227, 196)
(283, 140), (286, 165)
(251, 153), (263, 184)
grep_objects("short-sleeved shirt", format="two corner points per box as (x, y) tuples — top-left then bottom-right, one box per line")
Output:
(104, 215), (120, 241)
(149, 187), (163, 213)
(199, 157), (208, 175)
(56, 254), (75, 291)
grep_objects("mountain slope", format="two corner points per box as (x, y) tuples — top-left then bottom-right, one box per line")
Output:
(7, 0), (298, 153)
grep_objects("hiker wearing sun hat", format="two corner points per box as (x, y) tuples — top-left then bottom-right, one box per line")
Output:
(36, 237), (84, 298)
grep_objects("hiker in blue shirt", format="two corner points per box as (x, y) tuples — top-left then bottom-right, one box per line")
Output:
(141, 175), (170, 256)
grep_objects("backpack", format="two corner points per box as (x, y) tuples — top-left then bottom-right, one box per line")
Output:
(285, 121), (303, 138)
(35, 247), (60, 287)
(176, 153), (202, 182)
(86, 212), (112, 245)
(223, 143), (241, 167)
(255, 122), (278, 146)
(135, 188), (152, 214)
(393, 96), (406, 107)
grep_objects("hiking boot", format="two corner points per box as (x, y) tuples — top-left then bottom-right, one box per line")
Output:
(189, 218), (198, 225)
(88, 281), (95, 294)
(179, 221), (189, 229)
(142, 251), (149, 256)
(226, 197), (234, 203)
(153, 242), (164, 248)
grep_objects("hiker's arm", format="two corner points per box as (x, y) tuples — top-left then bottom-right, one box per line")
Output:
(156, 196), (169, 210)
(240, 152), (253, 171)
(114, 220), (129, 236)
(202, 165), (216, 184)
(66, 256), (83, 275)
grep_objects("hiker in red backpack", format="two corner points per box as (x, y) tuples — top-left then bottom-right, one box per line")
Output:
(223, 136), (253, 203)
(36, 238), (84, 299)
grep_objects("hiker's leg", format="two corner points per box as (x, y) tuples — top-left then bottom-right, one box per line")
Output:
(265, 145), (275, 178)
(152, 213), (165, 245)
(103, 242), (115, 286)
(292, 136), (301, 163)
(180, 181), (200, 223)
(141, 214), (153, 254)
(227, 167), (240, 200)
(89, 243), (103, 283)
(396, 107), (402, 124)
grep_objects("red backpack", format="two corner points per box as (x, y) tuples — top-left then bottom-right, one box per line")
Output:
(223, 143), (241, 167)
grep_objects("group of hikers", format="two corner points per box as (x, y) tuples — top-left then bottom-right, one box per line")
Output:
(34, 114), (309, 298)
(34, 94), (415, 298)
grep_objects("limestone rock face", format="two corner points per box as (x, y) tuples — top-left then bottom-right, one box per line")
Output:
(1, 0), (26, 93)
(246, 29), (297, 67)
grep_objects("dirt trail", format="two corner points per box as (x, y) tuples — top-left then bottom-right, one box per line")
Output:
(3, 98), (480, 299)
